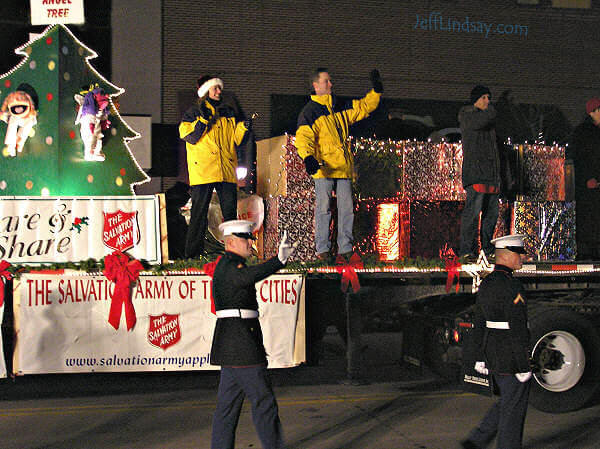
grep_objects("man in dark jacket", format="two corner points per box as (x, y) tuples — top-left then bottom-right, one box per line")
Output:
(462, 234), (531, 449)
(567, 97), (600, 260)
(459, 85), (501, 261)
(210, 220), (296, 449)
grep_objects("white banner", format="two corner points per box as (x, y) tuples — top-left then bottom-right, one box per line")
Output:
(30, 0), (85, 25)
(0, 196), (162, 265)
(0, 298), (5, 378)
(13, 272), (305, 374)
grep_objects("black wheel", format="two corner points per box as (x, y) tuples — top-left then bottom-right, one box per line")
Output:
(529, 309), (600, 413)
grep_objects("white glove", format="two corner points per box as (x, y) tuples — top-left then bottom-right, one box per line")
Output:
(515, 371), (532, 382)
(277, 231), (298, 264)
(474, 361), (489, 375)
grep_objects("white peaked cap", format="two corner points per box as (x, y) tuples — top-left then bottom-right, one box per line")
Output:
(218, 219), (255, 237)
(491, 234), (526, 251)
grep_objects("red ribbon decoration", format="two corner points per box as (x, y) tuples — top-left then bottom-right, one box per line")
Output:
(103, 251), (144, 331)
(335, 253), (363, 293)
(0, 260), (13, 307)
(202, 256), (221, 315)
(440, 244), (461, 293)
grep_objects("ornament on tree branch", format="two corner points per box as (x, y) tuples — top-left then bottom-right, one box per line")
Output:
(74, 83), (111, 162)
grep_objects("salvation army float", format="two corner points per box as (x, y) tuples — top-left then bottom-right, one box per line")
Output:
(0, 23), (575, 379)
(0, 25), (306, 377)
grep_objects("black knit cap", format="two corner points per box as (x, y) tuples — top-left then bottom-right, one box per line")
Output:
(197, 75), (216, 88)
(470, 85), (491, 104)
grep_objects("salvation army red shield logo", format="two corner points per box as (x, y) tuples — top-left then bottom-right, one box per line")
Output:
(148, 314), (181, 350)
(103, 210), (140, 252)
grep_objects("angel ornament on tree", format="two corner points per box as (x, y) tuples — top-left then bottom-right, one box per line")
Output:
(74, 84), (111, 161)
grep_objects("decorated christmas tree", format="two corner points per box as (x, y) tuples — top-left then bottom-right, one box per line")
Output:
(0, 24), (148, 196)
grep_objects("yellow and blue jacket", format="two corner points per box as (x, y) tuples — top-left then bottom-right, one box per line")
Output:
(295, 89), (380, 179)
(179, 100), (248, 185)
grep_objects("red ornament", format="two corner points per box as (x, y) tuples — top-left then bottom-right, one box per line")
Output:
(69, 130), (76, 139)
(46, 37), (53, 45)
(46, 93), (53, 101)
(120, 168), (126, 176)
(4, 80), (10, 88)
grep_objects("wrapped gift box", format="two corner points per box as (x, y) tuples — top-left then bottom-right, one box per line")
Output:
(354, 199), (410, 260)
(353, 138), (404, 199)
(263, 195), (315, 262)
(409, 200), (511, 260)
(513, 201), (575, 261)
(403, 141), (465, 201)
(520, 144), (565, 201)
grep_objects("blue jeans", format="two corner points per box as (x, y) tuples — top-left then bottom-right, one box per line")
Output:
(314, 178), (354, 255)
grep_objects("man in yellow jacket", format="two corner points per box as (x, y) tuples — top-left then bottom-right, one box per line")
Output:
(179, 75), (249, 258)
(295, 68), (382, 261)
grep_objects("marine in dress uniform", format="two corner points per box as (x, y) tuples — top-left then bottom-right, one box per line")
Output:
(210, 220), (296, 449)
(462, 234), (531, 449)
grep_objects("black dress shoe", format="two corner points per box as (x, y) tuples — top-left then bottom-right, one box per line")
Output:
(460, 439), (480, 449)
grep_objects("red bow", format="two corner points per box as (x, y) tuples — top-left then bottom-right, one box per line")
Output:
(0, 260), (13, 307)
(202, 256), (221, 315)
(103, 251), (144, 331)
(335, 253), (363, 293)
(440, 244), (460, 293)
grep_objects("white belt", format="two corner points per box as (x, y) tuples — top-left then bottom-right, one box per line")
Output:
(486, 320), (510, 329)
(216, 309), (259, 319)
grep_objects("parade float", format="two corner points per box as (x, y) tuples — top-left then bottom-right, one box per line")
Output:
(0, 25), (305, 377)
(0, 18), (595, 416)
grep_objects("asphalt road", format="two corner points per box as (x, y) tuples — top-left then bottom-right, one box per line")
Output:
(1, 332), (599, 448)
(1, 380), (600, 449)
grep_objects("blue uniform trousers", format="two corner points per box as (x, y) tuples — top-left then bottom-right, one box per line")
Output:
(467, 374), (530, 449)
(211, 365), (284, 449)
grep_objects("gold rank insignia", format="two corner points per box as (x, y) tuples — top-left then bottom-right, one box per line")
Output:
(513, 293), (525, 304)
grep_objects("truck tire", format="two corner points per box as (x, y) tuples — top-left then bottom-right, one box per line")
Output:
(529, 309), (600, 413)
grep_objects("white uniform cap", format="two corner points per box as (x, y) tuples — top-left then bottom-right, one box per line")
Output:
(491, 234), (526, 253)
(218, 220), (256, 239)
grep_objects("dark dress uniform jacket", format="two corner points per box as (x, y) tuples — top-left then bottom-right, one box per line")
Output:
(210, 252), (284, 366)
(472, 264), (530, 374)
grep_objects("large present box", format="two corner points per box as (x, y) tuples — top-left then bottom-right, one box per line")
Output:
(353, 138), (404, 199)
(409, 200), (511, 260)
(403, 142), (465, 201)
(354, 199), (410, 260)
(409, 201), (464, 259)
(256, 134), (313, 198)
(354, 199), (511, 261)
(513, 201), (576, 261)
(519, 144), (565, 201)
(263, 195), (315, 262)
(258, 135), (317, 261)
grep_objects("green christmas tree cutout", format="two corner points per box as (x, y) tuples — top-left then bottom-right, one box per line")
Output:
(0, 24), (149, 196)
